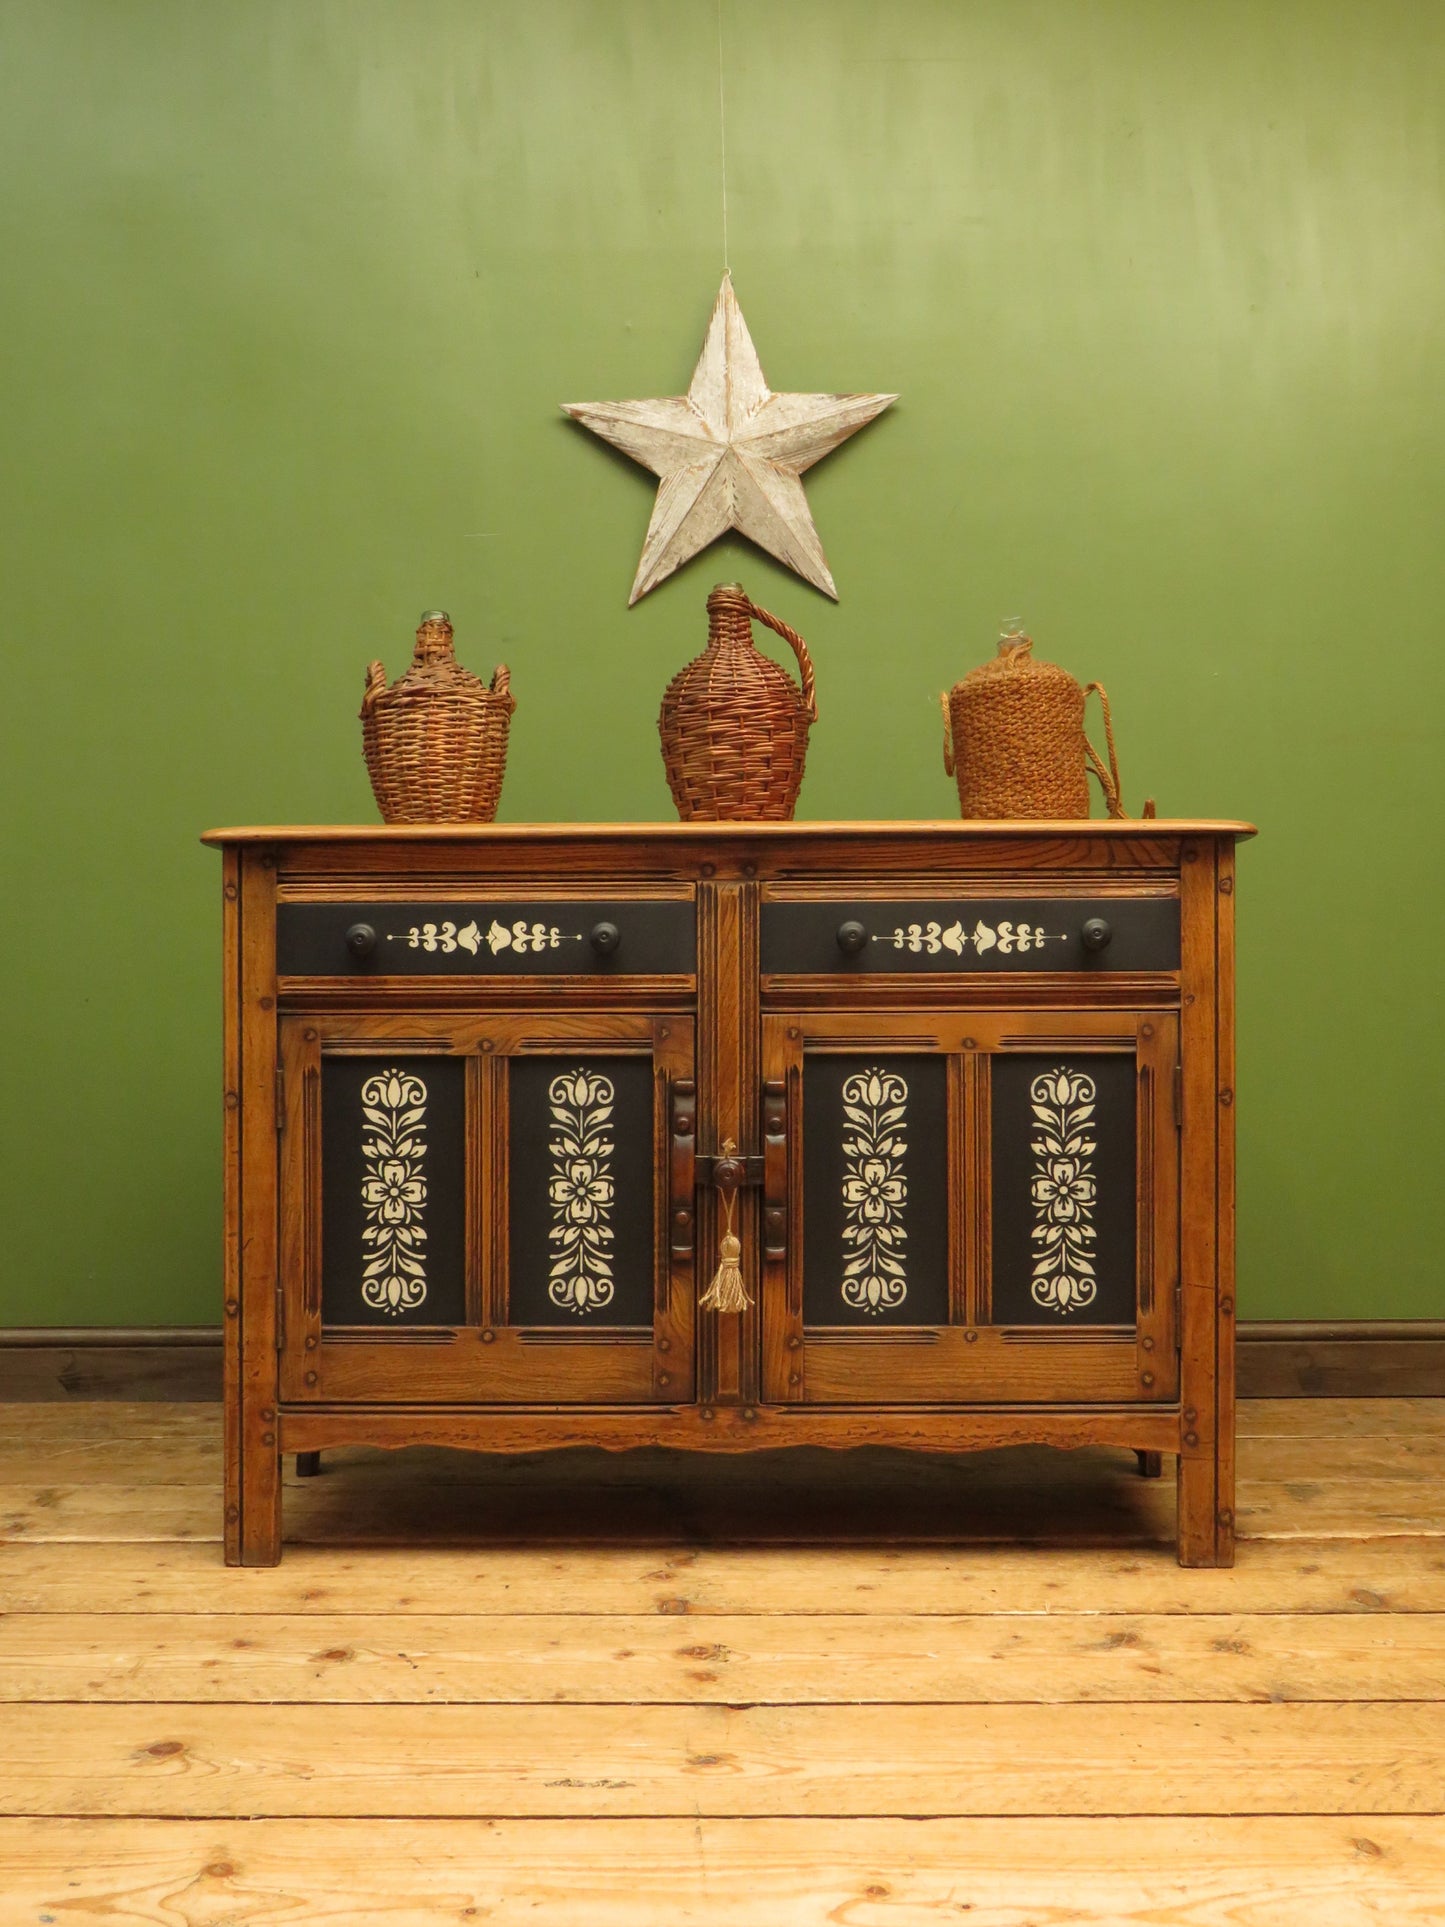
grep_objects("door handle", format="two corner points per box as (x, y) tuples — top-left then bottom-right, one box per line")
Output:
(669, 1077), (696, 1259)
(762, 1077), (788, 1262)
(675, 1078), (788, 1307)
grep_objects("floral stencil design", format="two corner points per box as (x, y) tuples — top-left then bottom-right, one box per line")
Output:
(360, 1069), (429, 1315)
(547, 1067), (616, 1313)
(841, 1067), (909, 1313)
(1029, 1066), (1099, 1314)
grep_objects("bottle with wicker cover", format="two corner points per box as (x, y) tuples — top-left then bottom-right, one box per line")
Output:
(659, 584), (817, 821)
(941, 627), (1124, 821)
(361, 610), (515, 824)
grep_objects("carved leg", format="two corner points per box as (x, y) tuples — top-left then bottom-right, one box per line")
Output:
(1135, 1449), (1163, 1479)
(296, 1451), (321, 1478)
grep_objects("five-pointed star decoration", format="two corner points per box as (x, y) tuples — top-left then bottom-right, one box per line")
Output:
(563, 274), (897, 603)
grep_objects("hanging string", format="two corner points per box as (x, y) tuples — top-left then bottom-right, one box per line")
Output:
(716, 0), (730, 271)
(698, 1137), (752, 1313)
(699, 1181), (750, 1312)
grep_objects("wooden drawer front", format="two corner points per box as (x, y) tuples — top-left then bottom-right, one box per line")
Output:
(760, 897), (1178, 974)
(277, 899), (695, 977)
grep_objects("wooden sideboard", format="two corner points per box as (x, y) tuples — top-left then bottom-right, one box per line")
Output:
(204, 820), (1252, 1566)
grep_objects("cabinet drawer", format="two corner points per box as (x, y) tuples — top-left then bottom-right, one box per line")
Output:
(278, 898), (696, 977)
(760, 897), (1179, 974)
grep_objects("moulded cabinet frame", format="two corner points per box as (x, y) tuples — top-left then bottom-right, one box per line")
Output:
(276, 1008), (696, 1406)
(1176, 837), (1235, 1565)
(760, 1008), (1179, 1406)
(210, 818), (1250, 1571)
(228, 845), (284, 1566)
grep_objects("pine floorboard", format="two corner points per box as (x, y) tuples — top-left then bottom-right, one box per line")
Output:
(0, 1398), (1441, 1922)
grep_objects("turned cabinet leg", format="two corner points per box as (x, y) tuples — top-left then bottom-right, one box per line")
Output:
(296, 1451), (321, 1478)
(1135, 1450), (1163, 1479)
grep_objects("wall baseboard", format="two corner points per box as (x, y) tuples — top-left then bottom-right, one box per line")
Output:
(0, 1328), (223, 1401)
(1, 1322), (1442, 1402)
(1237, 1321), (1445, 1398)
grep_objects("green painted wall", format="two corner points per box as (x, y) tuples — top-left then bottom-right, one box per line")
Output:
(2, 0), (1441, 1326)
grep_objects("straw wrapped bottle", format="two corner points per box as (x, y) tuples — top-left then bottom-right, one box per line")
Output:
(941, 628), (1123, 820)
(361, 610), (515, 824)
(659, 584), (816, 821)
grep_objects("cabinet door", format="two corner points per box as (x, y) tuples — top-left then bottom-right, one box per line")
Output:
(761, 1010), (1178, 1404)
(278, 1011), (694, 1403)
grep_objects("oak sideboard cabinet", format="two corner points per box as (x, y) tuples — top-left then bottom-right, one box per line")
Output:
(205, 820), (1252, 1567)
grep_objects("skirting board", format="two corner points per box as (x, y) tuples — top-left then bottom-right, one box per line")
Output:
(0, 1323), (1442, 1402)
(0, 1329), (223, 1402)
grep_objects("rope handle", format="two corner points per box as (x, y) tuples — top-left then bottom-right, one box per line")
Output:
(490, 663), (516, 715)
(749, 601), (817, 723)
(940, 691), (955, 777)
(1082, 681), (1125, 818)
(361, 660), (388, 714)
(362, 658), (516, 716)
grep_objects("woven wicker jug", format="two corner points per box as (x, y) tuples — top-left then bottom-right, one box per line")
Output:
(659, 584), (817, 821)
(941, 629), (1123, 820)
(361, 610), (515, 823)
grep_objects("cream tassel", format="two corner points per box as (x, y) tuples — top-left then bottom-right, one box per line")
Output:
(698, 1187), (752, 1313)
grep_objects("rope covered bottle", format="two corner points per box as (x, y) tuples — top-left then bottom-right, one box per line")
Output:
(941, 629), (1123, 820)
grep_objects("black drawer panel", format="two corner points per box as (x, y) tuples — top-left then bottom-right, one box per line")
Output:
(761, 898), (1179, 974)
(279, 900), (696, 976)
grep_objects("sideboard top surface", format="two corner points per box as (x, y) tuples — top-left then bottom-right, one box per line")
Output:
(203, 819), (1256, 847)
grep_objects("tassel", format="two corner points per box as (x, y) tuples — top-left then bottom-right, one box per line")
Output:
(698, 1176), (752, 1312)
(699, 1230), (751, 1313)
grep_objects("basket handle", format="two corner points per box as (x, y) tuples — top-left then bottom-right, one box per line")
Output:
(490, 662), (517, 716)
(1083, 681), (1125, 818)
(749, 600), (817, 723)
(361, 660), (387, 714)
(940, 692), (955, 777)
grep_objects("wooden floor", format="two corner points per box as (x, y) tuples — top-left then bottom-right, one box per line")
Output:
(1, 1400), (1444, 1922)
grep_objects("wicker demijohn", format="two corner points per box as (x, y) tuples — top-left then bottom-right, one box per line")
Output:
(361, 610), (515, 824)
(659, 584), (816, 821)
(941, 629), (1124, 820)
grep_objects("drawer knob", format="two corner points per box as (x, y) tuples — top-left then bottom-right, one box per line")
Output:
(589, 920), (621, 957)
(835, 920), (868, 957)
(1080, 916), (1113, 953)
(344, 922), (377, 960)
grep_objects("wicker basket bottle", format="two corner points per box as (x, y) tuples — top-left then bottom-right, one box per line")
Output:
(659, 584), (817, 821)
(361, 610), (515, 824)
(941, 629), (1124, 820)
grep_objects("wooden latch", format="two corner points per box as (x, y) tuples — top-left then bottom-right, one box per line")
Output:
(695, 1149), (765, 1186)
(670, 1078), (789, 1282)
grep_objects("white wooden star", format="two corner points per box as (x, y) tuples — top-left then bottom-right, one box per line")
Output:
(564, 274), (896, 603)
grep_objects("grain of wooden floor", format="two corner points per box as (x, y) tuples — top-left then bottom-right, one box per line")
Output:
(1, 1400), (1443, 1923)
